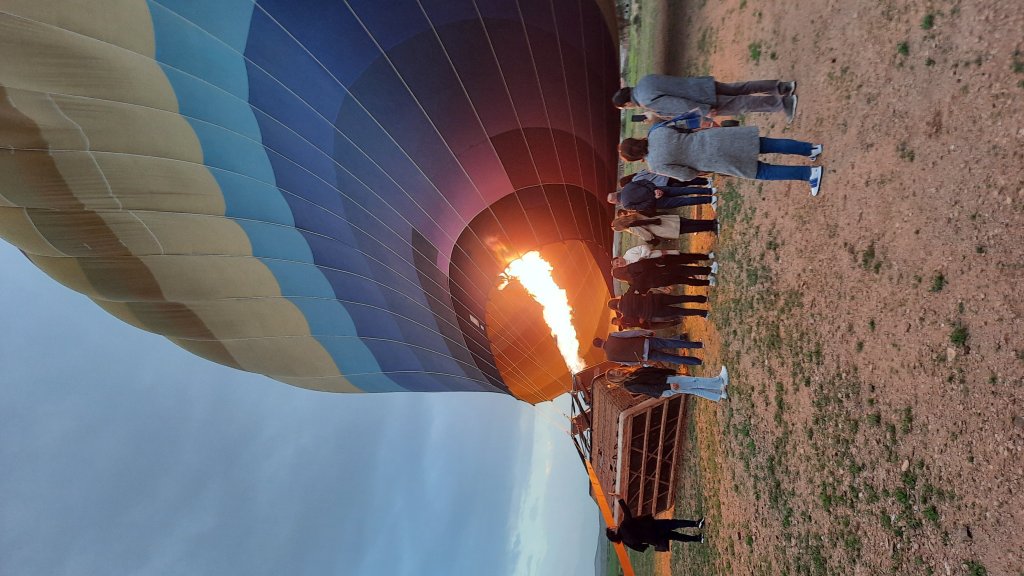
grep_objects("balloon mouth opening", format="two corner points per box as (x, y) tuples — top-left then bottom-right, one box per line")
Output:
(482, 241), (611, 403)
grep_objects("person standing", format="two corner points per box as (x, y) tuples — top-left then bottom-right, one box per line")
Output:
(619, 127), (825, 196)
(605, 499), (704, 552)
(608, 179), (711, 215)
(616, 244), (713, 266)
(612, 289), (709, 323)
(611, 260), (714, 290)
(619, 169), (712, 189)
(613, 73), (798, 122)
(611, 213), (718, 243)
(606, 366), (729, 402)
(593, 329), (703, 366)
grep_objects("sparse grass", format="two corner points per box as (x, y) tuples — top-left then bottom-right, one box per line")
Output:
(897, 141), (915, 161)
(950, 324), (969, 347)
(868, 412), (882, 426)
(861, 242), (877, 269)
(923, 505), (940, 524)
(1013, 50), (1024, 74)
(929, 273), (946, 292)
(897, 41), (910, 57)
(926, 57), (936, 67)
(748, 41), (763, 64)
(868, 319), (876, 331)
(901, 406), (914, 433)
(966, 560), (988, 576)
(921, 12), (936, 30)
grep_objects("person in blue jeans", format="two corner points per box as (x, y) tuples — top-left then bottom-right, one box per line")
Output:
(619, 124), (825, 196)
(593, 330), (703, 366)
(607, 178), (711, 215)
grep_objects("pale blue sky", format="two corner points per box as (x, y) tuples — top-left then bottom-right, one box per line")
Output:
(0, 242), (599, 575)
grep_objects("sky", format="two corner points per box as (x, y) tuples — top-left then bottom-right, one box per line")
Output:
(0, 241), (599, 575)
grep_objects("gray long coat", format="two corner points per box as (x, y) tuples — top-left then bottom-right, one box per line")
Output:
(632, 74), (717, 117)
(647, 125), (760, 180)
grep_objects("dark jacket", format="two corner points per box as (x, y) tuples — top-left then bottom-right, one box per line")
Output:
(600, 331), (648, 363)
(618, 180), (659, 216)
(622, 367), (677, 398)
(614, 260), (700, 292)
(616, 499), (672, 552)
(618, 289), (659, 320)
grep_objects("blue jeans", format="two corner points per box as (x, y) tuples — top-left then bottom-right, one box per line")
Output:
(663, 375), (726, 401)
(660, 186), (712, 196)
(755, 137), (813, 181)
(648, 337), (703, 366)
(759, 137), (813, 156)
(648, 351), (702, 365)
(656, 195), (713, 209)
(650, 337), (703, 350)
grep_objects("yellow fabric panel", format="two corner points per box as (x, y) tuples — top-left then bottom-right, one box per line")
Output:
(122, 213), (253, 256)
(135, 256), (285, 301)
(29, 252), (161, 300)
(29, 254), (285, 302)
(97, 298), (316, 340)
(0, 0), (156, 57)
(18, 210), (252, 258)
(25, 251), (102, 295)
(0, 150), (226, 214)
(36, 90), (204, 163)
(0, 11), (177, 112)
(182, 333), (347, 384)
(3, 88), (204, 165)
(0, 207), (65, 257)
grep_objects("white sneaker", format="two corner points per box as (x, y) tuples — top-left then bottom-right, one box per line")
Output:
(720, 366), (729, 387)
(698, 517), (705, 529)
(710, 261), (720, 274)
(707, 251), (715, 260)
(809, 166), (823, 196)
(704, 177), (715, 188)
(708, 187), (718, 195)
(708, 274), (717, 287)
(711, 195), (718, 211)
(779, 80), (796, 96)
(809, 144), (823, 161)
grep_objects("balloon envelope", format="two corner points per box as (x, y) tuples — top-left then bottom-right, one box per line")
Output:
(0, 0), (619, 401)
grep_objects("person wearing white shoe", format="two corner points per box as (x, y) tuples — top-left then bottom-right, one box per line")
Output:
(617, 245), (713, 267)
(605, 366), (729, 402)
(809, 166), (823, 196)
(606, 499), (704, 552)
(619, 129), (825, 192)
(613, 74), (797, 120)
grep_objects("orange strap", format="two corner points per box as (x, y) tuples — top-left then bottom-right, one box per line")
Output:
(584, 459), (635, 576)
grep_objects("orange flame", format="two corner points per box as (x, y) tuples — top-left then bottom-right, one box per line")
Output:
(500, 251), (586, 373)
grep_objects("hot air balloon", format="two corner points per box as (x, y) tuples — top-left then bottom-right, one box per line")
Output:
(0, 0), (619, 403)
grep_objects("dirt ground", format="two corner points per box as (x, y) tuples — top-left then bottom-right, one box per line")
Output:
(626, 0), (1024, 574)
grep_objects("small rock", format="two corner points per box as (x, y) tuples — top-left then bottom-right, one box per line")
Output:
(901, 459), (911, 472)
(958, 525), (973, 542)
(947, 347), (958, 362)
(1013, 415), (1024, 429)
